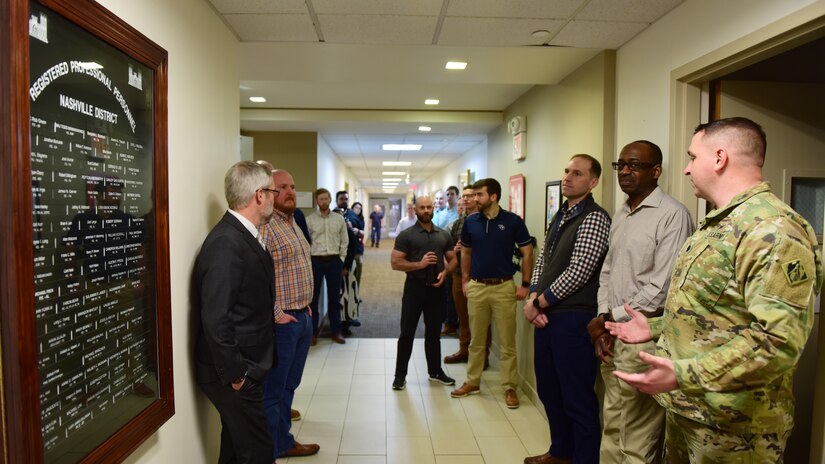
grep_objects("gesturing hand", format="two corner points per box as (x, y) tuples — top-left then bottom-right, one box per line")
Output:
(613, 351), (678, 395)
(604, 305), (652, 343)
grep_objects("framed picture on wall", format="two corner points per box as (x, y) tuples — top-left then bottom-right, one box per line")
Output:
(545, 181), (562, 231)
(509, 174), (525, 219)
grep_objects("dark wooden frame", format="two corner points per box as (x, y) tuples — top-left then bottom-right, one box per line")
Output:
(0, 0), (172, 462)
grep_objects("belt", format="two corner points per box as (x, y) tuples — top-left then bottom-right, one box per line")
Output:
(312, 255), (340, 261)
(284, 307), (309, 312)
(470, 276), (513, 285)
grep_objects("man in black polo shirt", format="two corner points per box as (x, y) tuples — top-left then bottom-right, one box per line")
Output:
(523, 154), (611, 464)
(390, 196), (458, 391)
(451, 178), (533, 409)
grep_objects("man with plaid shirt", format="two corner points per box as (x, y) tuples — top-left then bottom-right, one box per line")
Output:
(523, 154), (610, 464)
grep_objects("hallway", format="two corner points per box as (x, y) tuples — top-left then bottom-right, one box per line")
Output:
(288, 336), (551, 464)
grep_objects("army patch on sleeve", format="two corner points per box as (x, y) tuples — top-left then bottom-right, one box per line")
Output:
(783, 259), (810, 286)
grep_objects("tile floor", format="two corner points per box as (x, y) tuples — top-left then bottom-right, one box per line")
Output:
(284, 337), (551, 464)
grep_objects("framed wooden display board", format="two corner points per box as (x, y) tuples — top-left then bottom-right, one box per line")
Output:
(1, 0), (173, 462)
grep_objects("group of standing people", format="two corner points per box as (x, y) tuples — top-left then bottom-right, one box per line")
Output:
(193, 117), (821, 464)
(390, 117), (822, 464)
(194, 161), (374, 463)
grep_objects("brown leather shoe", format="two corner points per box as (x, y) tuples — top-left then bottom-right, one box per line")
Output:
(291, 409), (301, 421)
(524, 452), (572, 464)
(444, 351), (468, 363)
(450, 383), (480, 398)
(505, 388), (519, 409)
(331, 333), (346, 344)
(279, 441), (320, 458)
(310, 336), (317, 346)
(441, 324), (457, 336)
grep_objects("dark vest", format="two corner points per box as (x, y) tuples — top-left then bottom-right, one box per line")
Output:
(538, 195), (607, 313)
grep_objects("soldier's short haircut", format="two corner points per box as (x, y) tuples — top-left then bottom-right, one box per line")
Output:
(630, 140), (663, 165)
(225, 161), (271, 210)
(570, 154), (602, 179)
(472, 178), (501, 202)
(315, 187), (330, 198)
(335, 190), (348, 201)
(447, 185), (460, 196)
(695, 117), (767, 164)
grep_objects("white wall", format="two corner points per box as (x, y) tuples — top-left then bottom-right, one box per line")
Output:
(420, 140), (488, 196)
(614, 0), (820, 212)
(317, 134), (367, 207)
(94, 0), (240, 462)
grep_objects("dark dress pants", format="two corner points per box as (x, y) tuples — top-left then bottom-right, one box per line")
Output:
(371, 226), (381, 246)
(199, 378), (273, 464)
(534, 311), (600, 464)
(443, 275), (458, 328)
(310, 256), (343, 336)
(395, 277), (446, 377)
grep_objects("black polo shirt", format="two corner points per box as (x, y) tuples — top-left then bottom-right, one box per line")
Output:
(394, 221), (453, 281)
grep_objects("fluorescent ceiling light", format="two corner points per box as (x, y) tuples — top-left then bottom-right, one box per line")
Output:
(78, 62), (103, 69)
(382, 144), (421, 151)
(382, 178), (402, 182)
(424, 99), (439, 105)
(249, 96), (267, 103)
(382, 171), (406, 176)
(418, 126), (432, 132)
(382, 161), (412, 166)
(445, 61), (467, 70)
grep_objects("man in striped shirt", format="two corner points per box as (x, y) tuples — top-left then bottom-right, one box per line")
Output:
(258, 169), (320, 460)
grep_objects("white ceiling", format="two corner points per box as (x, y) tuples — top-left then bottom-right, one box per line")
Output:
(208, 0), (685, 193)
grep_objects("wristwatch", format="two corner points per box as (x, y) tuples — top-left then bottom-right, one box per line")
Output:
(532, 297), (542, 309)
(521, 280), (530, 288)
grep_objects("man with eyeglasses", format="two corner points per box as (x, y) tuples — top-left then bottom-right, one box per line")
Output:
(587, 141), (693, 464)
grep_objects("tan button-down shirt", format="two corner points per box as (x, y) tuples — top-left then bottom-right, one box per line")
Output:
(597, 186), (693, 321)
(306, 210), (348, 260)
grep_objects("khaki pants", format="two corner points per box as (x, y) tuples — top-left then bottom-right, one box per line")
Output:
(465, 280), (517, 389)
(600, 339), (664, 463)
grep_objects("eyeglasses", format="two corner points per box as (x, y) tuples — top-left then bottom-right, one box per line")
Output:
(611, 161), (657, 172)
(260, 188), (279, 194)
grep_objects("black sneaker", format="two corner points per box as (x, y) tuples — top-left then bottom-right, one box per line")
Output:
(428, 371), (456, 386)
(392, 377), (406, 391)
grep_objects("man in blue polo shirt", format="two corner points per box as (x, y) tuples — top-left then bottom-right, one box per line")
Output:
(451, 178), (533, 409)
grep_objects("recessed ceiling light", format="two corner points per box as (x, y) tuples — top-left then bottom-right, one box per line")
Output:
(382, 144), (421, 151)
(249, 96), (266, 103)
(424, 99), (440, 105)
(382, 161), (413, 166)
(418, 126), (432, 132)
(445, 61), (467, 70)
(383, 178), (402, 182)
(382, 171), (406, 176)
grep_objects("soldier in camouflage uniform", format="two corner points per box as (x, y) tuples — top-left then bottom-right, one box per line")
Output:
(605, 117), (823, 462)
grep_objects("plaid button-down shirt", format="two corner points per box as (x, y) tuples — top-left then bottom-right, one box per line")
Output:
(259, 209), (313, 321)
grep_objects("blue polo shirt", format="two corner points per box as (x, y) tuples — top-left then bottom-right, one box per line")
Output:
(461, 209), (531, 279)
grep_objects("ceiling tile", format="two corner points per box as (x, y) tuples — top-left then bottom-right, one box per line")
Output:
(224, 14), (319, 42)
(577, 0), (685, 23)
(319, 15), (437, 45)
(447, 0), (585, 19)
(550, 20), (648, 49)
(438, 17), (566, 46)
(209, 0), (306, 14)
(311, 0), (443, 15)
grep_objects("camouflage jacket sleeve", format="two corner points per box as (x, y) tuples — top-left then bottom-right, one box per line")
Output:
(673, 218), (820, 395)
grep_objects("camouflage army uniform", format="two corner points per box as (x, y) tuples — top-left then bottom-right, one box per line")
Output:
(648, 182), (823, 462)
